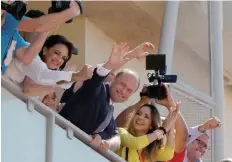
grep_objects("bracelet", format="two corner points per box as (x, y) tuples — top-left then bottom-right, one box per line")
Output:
(158, 127), (167, 135)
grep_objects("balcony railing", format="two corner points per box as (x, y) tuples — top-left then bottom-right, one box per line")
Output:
(1, 76), (125, 162)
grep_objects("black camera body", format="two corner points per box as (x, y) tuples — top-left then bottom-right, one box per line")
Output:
(48, 0), (83, 23)
(140, 54), (177, 100)
(1, 1), (27, 21)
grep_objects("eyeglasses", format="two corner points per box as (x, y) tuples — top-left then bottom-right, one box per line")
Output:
(195, 139), (210, 150)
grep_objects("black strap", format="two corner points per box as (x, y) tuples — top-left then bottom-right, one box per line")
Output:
(125, 147), (129, 161)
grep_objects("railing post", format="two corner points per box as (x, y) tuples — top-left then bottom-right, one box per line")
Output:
(27, 100), (34, 112)
(158, 0), (180, 74)
(46, 113), (55, 162)
(209, 1), (225, 161)
(66, 128), (74, 139)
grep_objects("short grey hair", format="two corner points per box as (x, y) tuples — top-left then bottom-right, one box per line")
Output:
(116, 69), (140, 91)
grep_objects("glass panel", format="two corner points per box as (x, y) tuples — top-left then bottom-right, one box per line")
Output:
(172, 1), (211, 95)
(2, 88), (46, 162)
(52, 125), (109, 162)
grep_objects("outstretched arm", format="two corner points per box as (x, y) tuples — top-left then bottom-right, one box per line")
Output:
(156, 84), (188, 153)
(23, 77), (55, 97)
(188, 117), (221, 144)
(17, 1), (82, 32)
(15, 31), (48, 64)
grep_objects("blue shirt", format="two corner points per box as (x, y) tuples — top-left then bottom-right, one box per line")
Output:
(1, 12), (28, 75)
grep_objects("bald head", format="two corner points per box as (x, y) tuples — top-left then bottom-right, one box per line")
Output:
(115, 69), (140, 90)
(187, 134), (209, 161)
(110, 69), (140, 103)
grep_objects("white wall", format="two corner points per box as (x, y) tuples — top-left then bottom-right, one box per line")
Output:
(172, 40), (211, 95)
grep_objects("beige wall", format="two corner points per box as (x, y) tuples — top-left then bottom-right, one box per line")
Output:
(224, 87), (232, 158)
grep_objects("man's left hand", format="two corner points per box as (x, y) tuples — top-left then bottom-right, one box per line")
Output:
(99, 140), (110, 153)
(127, 42), (155, 60)
(202, 117), (221, 131)
(90, 134), (102, 149)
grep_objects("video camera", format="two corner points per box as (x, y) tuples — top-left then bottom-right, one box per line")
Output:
(1, 1), (27, 21)
(140, 54), (177, 100)
(48, 0), (83, 23)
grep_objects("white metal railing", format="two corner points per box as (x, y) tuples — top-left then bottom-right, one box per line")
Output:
(1, 76), (126, 162)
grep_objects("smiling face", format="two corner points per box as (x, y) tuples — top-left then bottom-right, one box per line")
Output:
(131, 106), (153, 133)
(42, 92), (58, 112)
(187, 134), (209, 161)
(42, 44), (69, 70)
(109, 71), (138, 103)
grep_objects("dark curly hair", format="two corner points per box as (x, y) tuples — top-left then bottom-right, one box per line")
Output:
(39, 35), (74, 70)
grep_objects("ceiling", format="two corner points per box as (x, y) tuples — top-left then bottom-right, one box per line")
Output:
(83, 1), (232, 86)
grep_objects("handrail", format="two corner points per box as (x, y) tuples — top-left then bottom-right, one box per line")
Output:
(1, 76), (126, 162)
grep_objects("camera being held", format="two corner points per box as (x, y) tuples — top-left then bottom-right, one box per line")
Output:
(1, 1), (27, 21)
(140, 54), (177, 100)
(48, 0), (83, 23)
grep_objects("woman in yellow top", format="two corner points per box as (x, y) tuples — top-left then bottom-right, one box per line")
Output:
(116, 103), (179, 162)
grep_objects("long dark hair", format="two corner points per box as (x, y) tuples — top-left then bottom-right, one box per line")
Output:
(39, 35), (74, 70)
(129, 104), (164, 158)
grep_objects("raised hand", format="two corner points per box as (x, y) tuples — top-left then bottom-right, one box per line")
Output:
(202, 117), (221, 130)
(155, 83), (176, 110)
(104, 42), (130, 70)
(162, 102), (181, 132)
(127, 42), (155, 60)
(65, 64), (78, 72)
(72, 64), (93, 82)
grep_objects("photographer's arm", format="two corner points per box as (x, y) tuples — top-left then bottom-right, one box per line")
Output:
(17, 1), (81, 32)
(156, 84), (188, 153)
(174, 112), (188, 153)
(15, 31), (48, 64)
